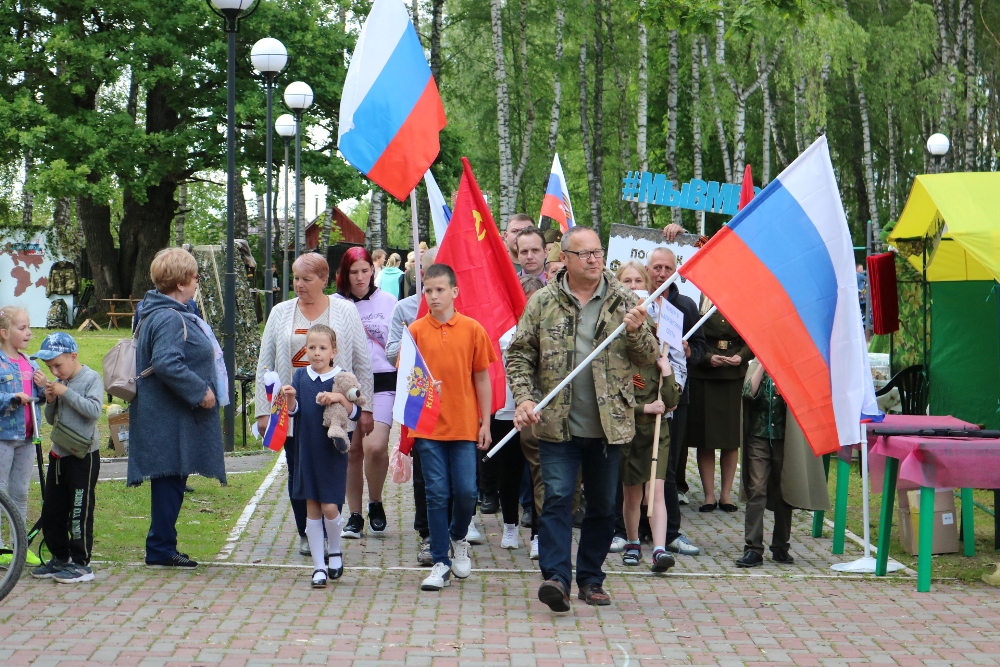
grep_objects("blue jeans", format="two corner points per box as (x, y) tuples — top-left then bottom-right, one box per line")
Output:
(538, 437), (620, 590)
(146, 475), (188, 562)
(414, 438), (478, 566)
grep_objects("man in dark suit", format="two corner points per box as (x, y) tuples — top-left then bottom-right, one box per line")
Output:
(647, 247), (706, 555)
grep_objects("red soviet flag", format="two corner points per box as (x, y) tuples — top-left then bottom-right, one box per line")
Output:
(419, 157), (527, 413)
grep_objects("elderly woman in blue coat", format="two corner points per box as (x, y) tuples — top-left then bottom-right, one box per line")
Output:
(128, 248), (227, 568)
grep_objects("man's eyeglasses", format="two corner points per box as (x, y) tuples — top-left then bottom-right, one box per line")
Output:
(563, 248), (605, 261)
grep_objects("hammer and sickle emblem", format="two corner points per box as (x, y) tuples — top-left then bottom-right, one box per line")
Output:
(473, 210), (487, 241)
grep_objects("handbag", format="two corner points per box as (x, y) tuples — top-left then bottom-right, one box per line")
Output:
(50, 414), (94, 459)
(103, 310), (186, 402)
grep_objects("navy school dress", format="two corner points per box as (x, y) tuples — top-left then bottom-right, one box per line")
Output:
(289, 366), (361, 505)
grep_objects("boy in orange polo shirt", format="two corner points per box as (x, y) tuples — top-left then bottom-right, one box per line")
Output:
(410, 263), (495, 592)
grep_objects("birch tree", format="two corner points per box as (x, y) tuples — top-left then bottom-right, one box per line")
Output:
(546, 0), (565, 162)
(691, 35), (704, 234)
(636, 0), (649, 227)
(665, 30), (680, 224)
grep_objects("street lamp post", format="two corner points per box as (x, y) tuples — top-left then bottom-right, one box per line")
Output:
(926, 133), (950, 174)
(207, 0), (259, 453)
(283, 81), (314, 258)
(275, 114), (296, 300)
(250, 37), (287, 324)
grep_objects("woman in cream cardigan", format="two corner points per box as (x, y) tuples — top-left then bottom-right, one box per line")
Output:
(256, 252), (375, 556)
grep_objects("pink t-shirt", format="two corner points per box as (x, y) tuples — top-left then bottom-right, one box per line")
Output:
(15, 354), (33, 437)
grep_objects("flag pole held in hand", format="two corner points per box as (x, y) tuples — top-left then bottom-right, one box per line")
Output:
(484, 271), (682, 460)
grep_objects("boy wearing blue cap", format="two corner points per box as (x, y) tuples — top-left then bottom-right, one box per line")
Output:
(30, 332), (104, 584)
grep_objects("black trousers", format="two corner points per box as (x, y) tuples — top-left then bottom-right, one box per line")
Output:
(665, 405), (688, 544)
(146, 474), (188, 562)
(488, 417), (524, 526)
(284, 434), (307, 536)
(41, 451), (100, 566)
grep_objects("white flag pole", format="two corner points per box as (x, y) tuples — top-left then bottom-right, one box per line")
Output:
(683, 305), (717, 341)
(410, 189), (422, 296)
(484, 271), (681, 460)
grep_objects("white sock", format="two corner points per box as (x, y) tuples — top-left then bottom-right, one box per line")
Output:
(325, 516), (343, 570)
(654, 545), (666, 554)
(305, 519), (326, 572)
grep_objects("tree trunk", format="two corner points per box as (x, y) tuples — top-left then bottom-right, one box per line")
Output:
(794, 73), (806, 154)
(431, 0), (444, 86)
(489, 0), (515, 224)
(120, 183), (178, 298)
(665, 30), (680, 225)
(853, 63), (879, 228)
(701, 40), (732, 184)
(760, 46), (772, 186)
(579, 31), (598, 229)
(176, 182), (188, 246)
(234, 176), (249, 242)
(590, 0), (605, 232)
(887, 104), (897, 221)
(511, 0), (535, 201)
(963, 0), (976, 171)
(691, 35), (703, 234)
(635, 0), (649, 227)
(546, 0), (565, 162)
(417, 185), (430, 244)
(78, 191), (121, 302)
(410, 0), (419, 33)
(606, 1), (635, 222)
(366, 188), (387, 251)
(22, 151), (33, 227)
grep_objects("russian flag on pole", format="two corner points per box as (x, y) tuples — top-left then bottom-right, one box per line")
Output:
(679, 136), (881, 456)
(392, 329), (442, 435)
(424, 170), (452, 244)
(539, 153), (575, 233)
(261, 370), (289, 452)
(338, 0), (446, 201)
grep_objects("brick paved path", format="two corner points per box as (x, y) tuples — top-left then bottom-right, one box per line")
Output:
(4, 451), (1000, 666)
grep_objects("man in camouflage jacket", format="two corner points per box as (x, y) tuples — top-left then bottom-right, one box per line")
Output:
(507, 226), (659, 612)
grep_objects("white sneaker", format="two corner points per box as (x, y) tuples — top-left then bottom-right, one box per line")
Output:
(678, 492), (690, 506)
(450, 539), (472, 578)
(529, 535), (539, 560)
(666, 535), (701, 555)
(610, 536), (627, 553)
(501, 523), (520, 549)
(466, 520), (484, 545)
(420, 562), (452, 591)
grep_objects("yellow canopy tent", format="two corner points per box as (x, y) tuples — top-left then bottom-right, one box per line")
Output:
(888, 172), (1000, 283)
(887, 172), (1000, 428)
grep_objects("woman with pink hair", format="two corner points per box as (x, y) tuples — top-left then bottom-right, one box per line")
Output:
(334, 247), (398, 539)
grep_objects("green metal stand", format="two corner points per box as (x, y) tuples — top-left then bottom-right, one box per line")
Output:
(917, 486), (935, 592)
(961, 487), (975, 557)
(875, 456), (899, 576)
(812, 453), (831, 538)
(832, 457), (851, 554)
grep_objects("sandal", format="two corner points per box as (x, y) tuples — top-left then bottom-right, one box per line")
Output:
(719, 503), (739, 513)
(622, 546), (641, 566)
(698, 502), (718, 513)
(311, 568), (328, 588)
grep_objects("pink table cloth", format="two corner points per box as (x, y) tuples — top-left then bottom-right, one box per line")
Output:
(868, 415), (1000, 493)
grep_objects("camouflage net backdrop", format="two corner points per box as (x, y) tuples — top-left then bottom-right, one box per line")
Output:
(192, 245), (260, 377)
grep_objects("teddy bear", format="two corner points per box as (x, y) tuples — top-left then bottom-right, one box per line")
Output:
(321, 371), (367, 444)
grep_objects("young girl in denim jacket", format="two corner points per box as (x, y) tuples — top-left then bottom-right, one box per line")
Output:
(0, 306), (48, 537)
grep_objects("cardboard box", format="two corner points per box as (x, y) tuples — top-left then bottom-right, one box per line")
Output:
(896, 488), (959, 556)
(108, 413), (130, 457)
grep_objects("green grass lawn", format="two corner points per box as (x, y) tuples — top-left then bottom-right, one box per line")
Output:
(829, 457), (999, 583)
(26, 467), (271, 564)
(27, 327), (261, 454)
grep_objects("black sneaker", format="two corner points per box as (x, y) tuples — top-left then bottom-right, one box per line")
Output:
(520, 506), (534, 528)
(341, 512), (364, 539)
(771, 549), (795, 564)
(146, 553), (198, 568)
(368, 502), (387, 534)
(480, 492), (499, 515)
(735, 550), (763, 568)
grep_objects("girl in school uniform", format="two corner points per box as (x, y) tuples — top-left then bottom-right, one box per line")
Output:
(283, 324), (363, 588)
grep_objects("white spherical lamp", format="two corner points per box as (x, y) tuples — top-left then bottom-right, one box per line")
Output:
(251, 38), (287, 75)
(284, 81), (314, 111)
(926, 133), (950, 157)
(275, 113), (297, 138)
(210, 0), (254, 10)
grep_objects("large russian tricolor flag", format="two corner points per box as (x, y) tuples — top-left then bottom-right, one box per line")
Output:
(539, 153), (575, 233)
(679, 136), (880, 456)
(338, 0), (446, 201)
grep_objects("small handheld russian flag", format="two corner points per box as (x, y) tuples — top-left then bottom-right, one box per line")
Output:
(338, 0), (447, 200)
(539, 153), (575, 233)
(392, 329), (442, 438)
(261, 370), (289, 452)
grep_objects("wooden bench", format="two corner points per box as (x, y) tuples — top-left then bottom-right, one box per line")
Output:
(103, 297), (142, 329)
